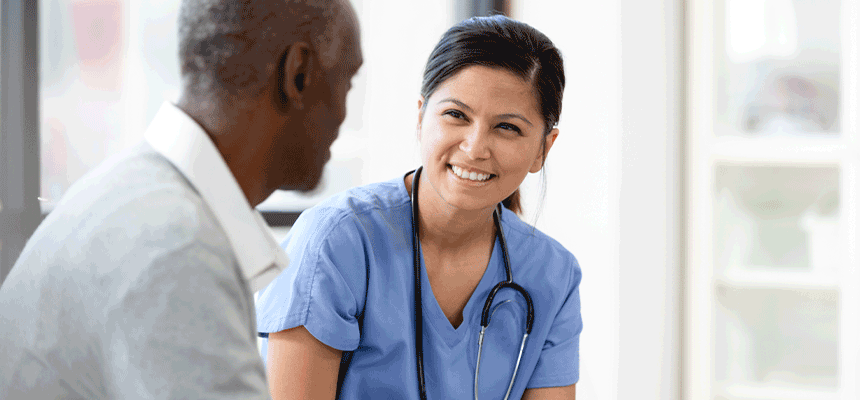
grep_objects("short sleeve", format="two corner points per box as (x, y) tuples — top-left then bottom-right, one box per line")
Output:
(255, 207), (368, 352)
(105, 241), (269, 399)
(527, 256), (583, 388)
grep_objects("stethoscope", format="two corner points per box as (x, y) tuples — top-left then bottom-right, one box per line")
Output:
(409, 166), (535, 400)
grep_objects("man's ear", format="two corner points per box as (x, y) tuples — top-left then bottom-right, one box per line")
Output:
(281, 42), (312, 111)
(530, 128), (559, 173)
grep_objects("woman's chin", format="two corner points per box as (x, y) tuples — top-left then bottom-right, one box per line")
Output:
(438, 193), (499, 213)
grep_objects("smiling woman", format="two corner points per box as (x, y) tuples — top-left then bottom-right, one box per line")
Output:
(256, 15), (580, 400)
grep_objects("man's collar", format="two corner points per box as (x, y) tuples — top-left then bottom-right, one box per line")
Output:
(144, 102), (288, 292)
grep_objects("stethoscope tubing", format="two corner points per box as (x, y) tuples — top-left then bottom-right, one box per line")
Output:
(411, 168), (428, 400)
(409, 166), (534, 400)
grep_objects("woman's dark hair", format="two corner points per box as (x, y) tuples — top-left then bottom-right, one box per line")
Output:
(420, 15), (565, 216)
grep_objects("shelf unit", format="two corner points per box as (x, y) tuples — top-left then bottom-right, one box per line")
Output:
(686, 0), (860, 399)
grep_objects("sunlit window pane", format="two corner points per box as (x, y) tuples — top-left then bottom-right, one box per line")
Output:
(717, 0), (840, 136)
(39, 0), (169, 208)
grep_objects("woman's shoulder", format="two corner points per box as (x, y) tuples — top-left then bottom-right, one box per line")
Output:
(288, 176), (412, 242)
(500, 208), (581, 285)
(317, 176), (411, 215)
(500, 208), (574, 255)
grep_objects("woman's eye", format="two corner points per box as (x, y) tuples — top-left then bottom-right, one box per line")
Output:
(498, 123), (522, 134)
(444, 110), (466, 120)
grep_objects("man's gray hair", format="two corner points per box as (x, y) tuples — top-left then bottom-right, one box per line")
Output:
(178, 0), (347, 97)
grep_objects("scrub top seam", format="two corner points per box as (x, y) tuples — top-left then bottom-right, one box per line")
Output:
(319, 186), (412, 226)
(499, 211), (539, 239)
(302, 209), (358, 330)
(549, 250), (579, 331)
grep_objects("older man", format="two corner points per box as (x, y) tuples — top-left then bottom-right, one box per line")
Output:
(0, 0), (362, 398)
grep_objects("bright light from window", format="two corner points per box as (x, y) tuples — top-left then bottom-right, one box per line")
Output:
(726, 0), (798, 63)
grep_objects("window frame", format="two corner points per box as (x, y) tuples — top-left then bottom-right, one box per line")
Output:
(0, 0), (40, 285)
(454, 0), (510, 22)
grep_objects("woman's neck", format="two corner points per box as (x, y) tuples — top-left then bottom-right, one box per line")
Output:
(407, 171), (496, 250)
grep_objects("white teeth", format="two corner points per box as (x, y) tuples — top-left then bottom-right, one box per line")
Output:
(450, 165), (492, 182)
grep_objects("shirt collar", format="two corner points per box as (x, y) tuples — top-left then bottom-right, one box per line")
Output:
(144, 102), (288, 292)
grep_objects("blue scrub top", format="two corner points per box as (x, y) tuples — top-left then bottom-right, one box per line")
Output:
(256, 172), (582, 399)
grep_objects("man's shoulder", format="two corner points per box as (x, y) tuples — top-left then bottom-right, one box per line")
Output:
(9, 140), (243, 290)
(62, 141), (199, 208)
(32, 142), (232, 263)
(59, 142), (206, 215)
(0, 143), (247, 397)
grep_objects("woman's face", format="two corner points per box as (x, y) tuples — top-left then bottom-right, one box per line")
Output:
(417, 65), (559, 212)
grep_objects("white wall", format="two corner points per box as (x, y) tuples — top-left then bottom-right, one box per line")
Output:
(617, 0), (683, 398)
(514, 0), (684, 399)
(357, 0), (454, 183)
(513, 1), (623, 397)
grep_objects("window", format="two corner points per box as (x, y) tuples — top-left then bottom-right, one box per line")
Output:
(39, 0), (179, 209)
(687, 0), (856, 397)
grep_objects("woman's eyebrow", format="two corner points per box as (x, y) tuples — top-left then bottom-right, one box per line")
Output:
(498, 113), (533, 127)
(438, 97), (534, 126)
(439, 98), (473, 112)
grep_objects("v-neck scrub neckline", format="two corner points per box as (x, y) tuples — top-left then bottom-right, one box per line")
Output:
(255, 173), (582, 399)
(418, 236), (504, 348)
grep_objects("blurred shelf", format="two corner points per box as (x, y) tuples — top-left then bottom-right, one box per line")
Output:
(688, 1), (855, 398)
(719, 382), (839, 400)
(709, 136), (847, 164)
(717, 268), (840, 290)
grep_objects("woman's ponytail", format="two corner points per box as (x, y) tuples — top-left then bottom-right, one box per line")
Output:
(502, 189), (522, 215)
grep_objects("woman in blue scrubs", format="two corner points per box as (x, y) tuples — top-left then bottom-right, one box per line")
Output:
(256, 15), (582, 399)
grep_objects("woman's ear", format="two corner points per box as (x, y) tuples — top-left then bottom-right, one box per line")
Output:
(281, 42), (312, 111)
(530, 128), (559, 173)
(416, 96), (426, 139)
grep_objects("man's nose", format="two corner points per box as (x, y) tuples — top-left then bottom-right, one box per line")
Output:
(459, 124), (491, 159)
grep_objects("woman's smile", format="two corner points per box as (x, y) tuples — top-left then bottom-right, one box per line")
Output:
(448, 164), (497, 184)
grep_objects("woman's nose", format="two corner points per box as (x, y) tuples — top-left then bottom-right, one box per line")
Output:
(459, 125), (491, 159)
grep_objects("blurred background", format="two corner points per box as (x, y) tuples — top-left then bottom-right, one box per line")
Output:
(1, 0), (857, 398)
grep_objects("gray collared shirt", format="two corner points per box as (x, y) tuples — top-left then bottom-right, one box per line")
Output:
(0, 103), (287, 399)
